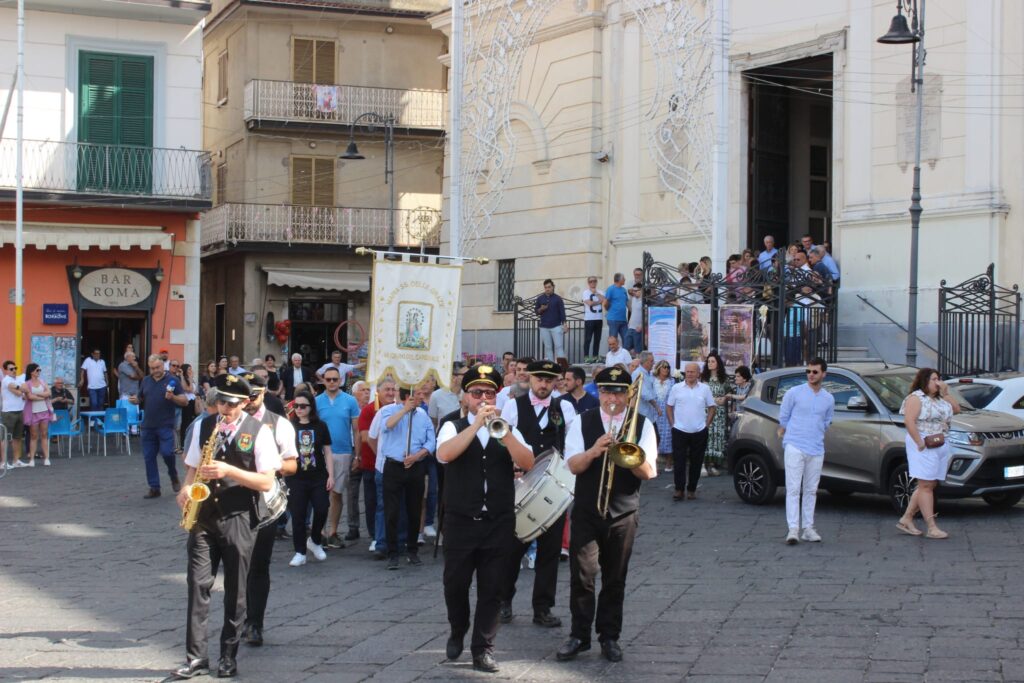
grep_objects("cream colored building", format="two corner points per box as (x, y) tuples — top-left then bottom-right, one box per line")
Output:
(200, 0), (447, 366)
(432, 0), (1019, 365)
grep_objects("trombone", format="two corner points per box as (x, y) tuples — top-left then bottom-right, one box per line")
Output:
(597, 376), (645, 517)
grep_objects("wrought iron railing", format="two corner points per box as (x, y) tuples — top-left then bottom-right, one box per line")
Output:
(202, 202), (441, 251)
(938, 264), (1021, 376)
(244, 80), (447, 130)
(0, 139), (211, 200)
(513, 296), (588, 363)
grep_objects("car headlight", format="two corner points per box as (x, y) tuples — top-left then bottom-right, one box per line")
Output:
(946, 430), (985, 447)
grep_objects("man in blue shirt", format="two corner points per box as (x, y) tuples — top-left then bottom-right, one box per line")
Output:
(757, 235), (778, 271)
(630, 352), (659, 424)
(604, 273), (628, 342)
(535, 279), (567, 361)
(132, 354), (188, 498)
(375, 385), (436, 569)
(776, 357), (835, 545)
(801, 234), (840, 285)
(316, 367), (360, 548)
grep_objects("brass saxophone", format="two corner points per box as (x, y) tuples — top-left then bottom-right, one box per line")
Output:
(180, 419), (222, 531)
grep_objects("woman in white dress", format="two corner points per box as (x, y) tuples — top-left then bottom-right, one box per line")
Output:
(897, 367), (959, 539)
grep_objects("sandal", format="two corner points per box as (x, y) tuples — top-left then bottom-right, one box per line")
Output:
(925, 527), (948, 540)
(896, 520), (923, 536)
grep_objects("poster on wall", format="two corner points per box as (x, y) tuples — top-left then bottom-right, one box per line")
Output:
(678, 303), (711, 364)
(54, 336), (78, 388)
(647, 307), (678, 367)
(719, 304), (755, 374)
(30, 336), (55, 382)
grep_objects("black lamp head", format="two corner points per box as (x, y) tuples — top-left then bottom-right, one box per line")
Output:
(877, 11), (918, 44)
(340, 141), (365, 160)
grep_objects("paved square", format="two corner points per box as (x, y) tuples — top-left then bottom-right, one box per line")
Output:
(1, 453), (1023, 682)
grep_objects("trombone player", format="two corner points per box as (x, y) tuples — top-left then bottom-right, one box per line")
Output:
(556, 367), (657, 663)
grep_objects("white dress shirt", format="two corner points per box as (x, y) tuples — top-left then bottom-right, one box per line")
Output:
(501, 391), (578, 431)
(185, 414), (282, 474)
(605, 348), (632, 368)
(666, 381), (716, 433)
(563, 409), (657, 475)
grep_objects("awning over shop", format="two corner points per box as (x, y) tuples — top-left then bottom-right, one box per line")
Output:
(0, 222), (172, 250)
(263, 267), (370, 292)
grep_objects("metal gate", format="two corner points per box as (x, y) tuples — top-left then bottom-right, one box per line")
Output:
(938, 264), (1021, 377)
(512, 295), (587, 362)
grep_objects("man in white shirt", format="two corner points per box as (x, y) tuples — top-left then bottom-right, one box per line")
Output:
(316, 349), (364, 388)
(80, 349), (109, 412)
(429, 365), (466, 429)
(581, 277), (605, 362)
(624, 286), (644, 355)
(495, 358), (531, 411)
(665, 362), (716, 501)
(2, 361), (27, 469)
(604, 335), (632, 370)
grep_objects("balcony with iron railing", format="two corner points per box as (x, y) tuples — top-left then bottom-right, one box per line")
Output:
(0, 138), (212, 209)
(202, 202), (441, 253)
(243, 80), (447, 132)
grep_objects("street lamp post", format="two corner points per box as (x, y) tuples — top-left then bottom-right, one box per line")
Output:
(340, 112), (396, 250)
(878, 0), (926, 367)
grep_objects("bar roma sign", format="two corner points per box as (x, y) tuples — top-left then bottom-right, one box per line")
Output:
(78, 268), (153, 308)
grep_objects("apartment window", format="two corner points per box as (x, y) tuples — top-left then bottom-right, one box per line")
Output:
(217, 51), (228, 104)
(292, 38), (336, 84)
(496, 259), (515, 312)
(291, 156), (335, 206)
(215, 163), (227, 205)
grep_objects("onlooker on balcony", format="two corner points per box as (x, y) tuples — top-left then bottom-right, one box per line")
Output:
(757, 235), (778, 271)
(581, 277), (606, 363)
(604, 273), (629, 342)
(535, 279), (567, 362)
(80, 349), (109, 412)
(624, 285), (644, 355)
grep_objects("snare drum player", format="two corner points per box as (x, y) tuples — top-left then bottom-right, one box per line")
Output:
(497, 360), (576, 628)
(240, 370), (298, 647)
(436, 365), (535, 673)
(172, 374), (280, 680)
(556, 367), (657, 663)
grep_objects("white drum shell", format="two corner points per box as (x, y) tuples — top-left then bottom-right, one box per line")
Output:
(514, 449), (575, 542)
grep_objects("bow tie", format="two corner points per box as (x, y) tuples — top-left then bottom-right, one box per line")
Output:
(530, 396), (551, 408)
(218, 422), (237, 435)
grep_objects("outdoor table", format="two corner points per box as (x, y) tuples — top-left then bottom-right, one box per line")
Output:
(80, 411), (106, 453)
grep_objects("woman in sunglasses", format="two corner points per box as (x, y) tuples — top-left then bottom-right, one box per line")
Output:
(286, 390), (335, 566)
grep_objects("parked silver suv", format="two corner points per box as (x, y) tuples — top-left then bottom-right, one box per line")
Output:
(725, 364), (1024, 511)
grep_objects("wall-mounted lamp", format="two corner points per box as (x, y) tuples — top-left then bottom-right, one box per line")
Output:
(71, 259), (83, 280)
(155, 260), (165, 282)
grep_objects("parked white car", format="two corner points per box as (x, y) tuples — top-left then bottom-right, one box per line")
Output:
(951, 374), (1024, 421)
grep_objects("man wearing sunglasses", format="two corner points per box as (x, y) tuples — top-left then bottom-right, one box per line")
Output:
(317, 367), (360, 550)
(776, 357), (835, 545)
(2, 361), (26, 469)
(436, 365), (535, 673)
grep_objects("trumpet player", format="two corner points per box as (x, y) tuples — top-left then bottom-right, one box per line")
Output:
(436, 365), (535, 673)
(497, 360), (577, 629)
(557, 367), (656, 664)
(172, 374), (280, 680)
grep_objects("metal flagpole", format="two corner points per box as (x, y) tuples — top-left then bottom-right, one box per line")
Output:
(450, 0), (464, 361)
(14, 0), (25, 368)
(711, 0), (730, 274)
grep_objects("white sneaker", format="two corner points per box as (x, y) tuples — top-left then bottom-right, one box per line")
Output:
(785, 528), (800, 545)
(25, 460), (34, 468)
(368, 540), (377, 552)
(526, 555), (536, 570)
(800, 527), (822, 543)
(13, 460), (27, 468)
(417, 533), (426, 546)
(43, 459), (51, 467)
(306, 538), (327, 561)
(289, 553), (306, 567)
(424, 524), (437, 538)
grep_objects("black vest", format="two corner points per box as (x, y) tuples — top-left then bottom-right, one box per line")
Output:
(513, 393), (565, 455)
(443, 417), (515, 519)
(573, 408), (646, 520)
(197, 413), (264, 519)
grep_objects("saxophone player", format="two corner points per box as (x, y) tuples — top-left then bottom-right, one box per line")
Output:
(172, 374), (280, 680)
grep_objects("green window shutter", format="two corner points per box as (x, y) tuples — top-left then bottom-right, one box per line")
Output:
(119, 56), (154, 147)
(79, 52), (118, 144)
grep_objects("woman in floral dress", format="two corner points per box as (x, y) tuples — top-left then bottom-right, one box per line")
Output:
(701, 351), (732, 476)
(652, 360), (675, 472)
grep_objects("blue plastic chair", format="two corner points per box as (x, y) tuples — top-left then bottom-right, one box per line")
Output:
(116, 399), (142, 438)
(49, 409), (84, 458)
(94, 408), (130, 456)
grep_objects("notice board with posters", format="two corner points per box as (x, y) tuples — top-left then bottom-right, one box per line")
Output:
(29, 335), (78, 385)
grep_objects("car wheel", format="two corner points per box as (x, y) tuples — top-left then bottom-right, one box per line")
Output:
(733, 452), (776, 504)
(888, 462), (916, 514)
(981, 491), (1023, 510)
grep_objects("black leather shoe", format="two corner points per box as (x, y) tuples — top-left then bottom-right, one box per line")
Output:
(407, 552), (423, 566)
(344, 529), (360, 541)
(144, 488), (161, 499)
(446, 634), (464, 660)
(498, 601), (513, 624)
(556, 637), (591, 661)
(216, 654), (237, 678)
(532, 610), (561, 628)
(472, 652), (499, 673)
(243, 624), (262, 647)
(600, 639), (623, 662)
(387, 555), (399, 570)
(171, 658), (209, 679)
(171, 478), (182, 493)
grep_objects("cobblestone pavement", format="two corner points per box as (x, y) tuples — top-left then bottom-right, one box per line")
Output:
(2, 450), (1024, 682)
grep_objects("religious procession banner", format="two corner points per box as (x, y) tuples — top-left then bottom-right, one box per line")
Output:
(365, 255), (462, 391)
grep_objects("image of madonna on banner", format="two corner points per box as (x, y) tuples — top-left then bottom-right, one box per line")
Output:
(365, 254), (463, 390)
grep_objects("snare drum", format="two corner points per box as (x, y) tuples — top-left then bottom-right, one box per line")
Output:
(257, 476), (289, 529)
(514, 449), (575, 542)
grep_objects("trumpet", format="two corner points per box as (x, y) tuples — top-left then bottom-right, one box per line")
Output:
(487, 415), (509, 439)
(597, 377), (645, 517)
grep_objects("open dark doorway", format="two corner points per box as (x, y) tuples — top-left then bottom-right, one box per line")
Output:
(80, 310), (148, 406)
(746, 54), (833, 250)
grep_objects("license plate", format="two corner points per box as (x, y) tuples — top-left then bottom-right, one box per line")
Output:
(1005, 465), (1024, 479)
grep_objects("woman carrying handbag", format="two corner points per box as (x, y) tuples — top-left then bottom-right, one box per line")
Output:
(897, 368), (959, 539)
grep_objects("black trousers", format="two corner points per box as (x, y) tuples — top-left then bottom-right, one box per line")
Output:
(287, 477), (328, 555)
(244, 519), (278, 630)
(500, 513), (565, 613)
(347, 468), (376, 537)
(383, 459), (425, 556)
(584, 319), (603, 357)
(568, 511), (638, 644)
(443, 514), (513, 656)
(186, 512), (257, 661)
(672, 427), (708, 493)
